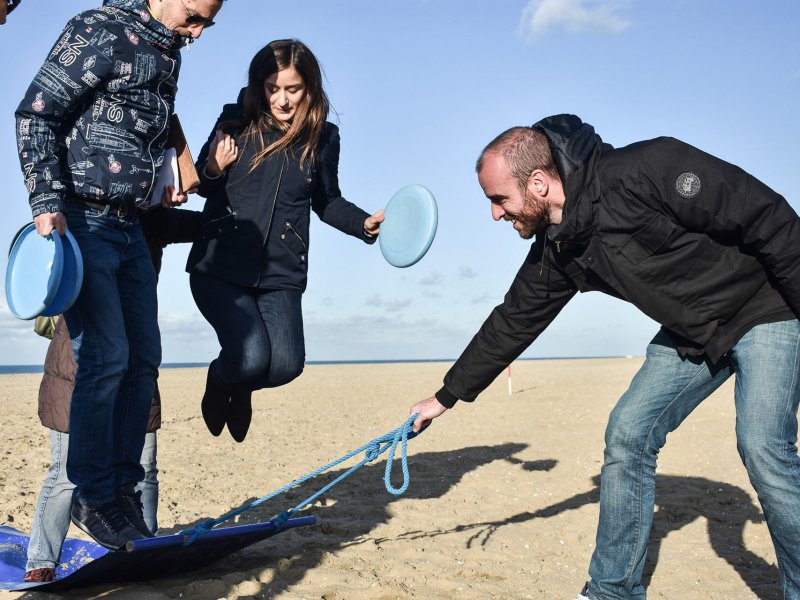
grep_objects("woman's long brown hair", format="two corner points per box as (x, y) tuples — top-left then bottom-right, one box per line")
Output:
(239, 39), (330, 170)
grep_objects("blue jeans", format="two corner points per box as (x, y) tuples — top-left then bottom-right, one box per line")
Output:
(587, 320), (800, 599)
(189, 273), (305, 390)
(62, 204), (160, 505)
(26, 431), (158, 571)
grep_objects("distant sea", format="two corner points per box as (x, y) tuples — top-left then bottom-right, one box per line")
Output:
(0, 356), (624, 376)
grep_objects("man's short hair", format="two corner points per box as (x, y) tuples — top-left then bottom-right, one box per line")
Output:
(476, 126), (559, 191)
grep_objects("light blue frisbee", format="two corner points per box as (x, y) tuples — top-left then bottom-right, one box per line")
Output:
(5, 223), (83, 320)
(42, 229), (83, 316)
(379, 184), (438, 268)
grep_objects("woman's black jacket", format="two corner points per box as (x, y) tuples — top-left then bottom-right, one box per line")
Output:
(186, 95), (375, 291)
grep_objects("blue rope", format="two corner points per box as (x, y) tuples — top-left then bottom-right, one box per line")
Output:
(179, 414), (423, 546)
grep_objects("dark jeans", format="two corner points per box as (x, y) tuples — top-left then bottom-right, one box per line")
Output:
(62, 204), (160, 505)
(189, 272), (305, 391)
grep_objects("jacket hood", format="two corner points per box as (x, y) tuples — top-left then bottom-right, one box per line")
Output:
(531, 114), (602, 184)
(102, 0), (188, 51)
(533, 114), (608, 241)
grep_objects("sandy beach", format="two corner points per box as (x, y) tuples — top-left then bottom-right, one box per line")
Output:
(0, 359), (781, 599)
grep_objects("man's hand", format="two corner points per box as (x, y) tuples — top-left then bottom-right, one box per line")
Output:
(364, 208), (384, 237)
(33, 212), (66, 237)
(206, 130), (238, 177)
(409, 395), (448, 432)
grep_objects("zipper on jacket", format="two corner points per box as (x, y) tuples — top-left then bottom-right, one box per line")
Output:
(554, 240), (561, 253)
(262, 155), (286, 248)
(207, 205), (238, 225)
(284, 221), (307, 249)
(143, 56), (176, 205)
(539, 231), (548, 276)
(253, 154), (287, 285)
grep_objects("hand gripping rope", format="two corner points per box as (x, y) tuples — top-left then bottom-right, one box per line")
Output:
(179, 414), (424, 546)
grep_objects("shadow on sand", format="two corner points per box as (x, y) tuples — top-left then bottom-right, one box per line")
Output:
(392, 472), (779, 599)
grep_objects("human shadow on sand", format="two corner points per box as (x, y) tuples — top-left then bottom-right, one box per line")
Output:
(17, 442), (551, 598)
(395, 473), (779, 599)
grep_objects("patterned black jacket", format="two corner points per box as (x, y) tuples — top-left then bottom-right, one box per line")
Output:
(15, 0), (186, 217)
(437, 114), (800, 407)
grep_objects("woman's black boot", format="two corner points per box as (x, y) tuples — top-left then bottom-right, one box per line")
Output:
(227, 388), (253, 443)
(201, 361), (230, 436)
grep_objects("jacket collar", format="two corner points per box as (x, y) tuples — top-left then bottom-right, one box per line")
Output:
(102, 0), (188, 52)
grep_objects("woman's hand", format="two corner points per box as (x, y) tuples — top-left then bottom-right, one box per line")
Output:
(363, 208), (384, 237)
(205, 130), (238, 177)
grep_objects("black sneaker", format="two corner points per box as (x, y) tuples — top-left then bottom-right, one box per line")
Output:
(201, 361), (230, 436)
(116, 485), (155, 538)
(70, 494), (146, 550)
(227, 388), (253, 443)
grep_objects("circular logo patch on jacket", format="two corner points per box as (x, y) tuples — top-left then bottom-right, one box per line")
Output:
(675, 172), (701, 198)
(32, 93), (45, 112)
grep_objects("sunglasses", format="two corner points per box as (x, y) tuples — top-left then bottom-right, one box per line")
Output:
(180, 0), (216, 28)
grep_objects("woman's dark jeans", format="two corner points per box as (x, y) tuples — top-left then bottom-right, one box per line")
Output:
(190, 272), (305, 391)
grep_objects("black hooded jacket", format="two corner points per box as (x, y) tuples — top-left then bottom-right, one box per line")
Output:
(437, 114), (800, 408)
(185, 91), (375, 291)
(15, 0), (186, 216)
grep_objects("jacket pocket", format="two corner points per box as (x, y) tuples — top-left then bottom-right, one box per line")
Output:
(200, 206), (238, 240)
(79, 149), (112, 200)
(281, 220), (308, 265)
(618, 212), (676, 265)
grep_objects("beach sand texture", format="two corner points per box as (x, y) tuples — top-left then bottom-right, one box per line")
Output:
(0, 359), (781, 599)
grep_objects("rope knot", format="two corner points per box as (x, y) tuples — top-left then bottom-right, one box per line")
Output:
(180, 518), (216, 546)
(272, 511), (291, 531)
(364, 440), (382, 461)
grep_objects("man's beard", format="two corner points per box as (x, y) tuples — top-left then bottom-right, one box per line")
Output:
(511, 191), (551, 239)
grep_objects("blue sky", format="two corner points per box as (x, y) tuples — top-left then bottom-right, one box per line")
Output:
(0, 0), (798, 365)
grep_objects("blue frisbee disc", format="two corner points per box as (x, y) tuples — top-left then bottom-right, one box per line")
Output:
(379, 184), (438, 268)
(63, 230), (84, 311)
(6, 223), (64, 320)
(42, 229), (84, 316)
(5, 224), (83, 320)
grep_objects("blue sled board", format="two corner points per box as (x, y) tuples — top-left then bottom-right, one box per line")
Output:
(0, 516), (316, 591)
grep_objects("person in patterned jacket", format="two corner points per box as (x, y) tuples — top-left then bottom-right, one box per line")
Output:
(14, 0), (222, 550)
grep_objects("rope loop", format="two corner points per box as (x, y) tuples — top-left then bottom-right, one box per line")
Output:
(384, 415), (413, 495)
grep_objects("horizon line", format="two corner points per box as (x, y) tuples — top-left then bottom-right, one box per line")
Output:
(0, 355), (639, 373)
